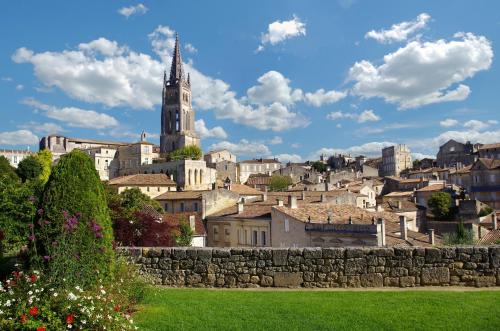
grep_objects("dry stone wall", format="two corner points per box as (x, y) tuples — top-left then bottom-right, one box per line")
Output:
(119, 246), (500, 288)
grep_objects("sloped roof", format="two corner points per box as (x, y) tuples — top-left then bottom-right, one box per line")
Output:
(472, 158), (500, 170)
(155, 191), (204, 200)
(246, 174), (272, 186)
(163, 212), (206, 236)
(229, 184), (264, 196)
(239, 158), (280, 164)
(416, 183), (445, 192)
(478, 143), (500, 150)
(478, 230), (500, 245)
(108, 174), (176, 186)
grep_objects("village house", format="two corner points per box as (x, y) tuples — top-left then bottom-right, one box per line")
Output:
(107, 173), (177, 198)
(245, 173), (272, 191)
(436, 139), (478, 168)
(470, 158), (500, 209)
(478, 143), (500, 159)
(0, 148), (34, 168)
(384, 177), (429, 194)
(380, 144), (412, 177)
(238, 158), (281, 183)
(414, 183), (447, 208)
(83, 146), (118, 180)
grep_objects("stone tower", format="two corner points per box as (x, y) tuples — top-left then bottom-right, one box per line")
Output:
(160, 34), (200, 154)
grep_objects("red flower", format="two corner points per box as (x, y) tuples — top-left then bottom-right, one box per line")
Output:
(29, 306), (39, 316)
(37, 327), (46, 331)
(66, 314), (74, 324)
(20, 314), (27, 323)
(114, 305), (120, 312)
(30, 274), (38, 282)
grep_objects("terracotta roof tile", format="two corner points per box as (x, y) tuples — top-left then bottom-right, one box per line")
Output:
(416, 183), (445, 192)
(246, 174), (272, 186)
(239, 158), (280, 164)
(163, 212), (205, 236)
(229, 184), (264, 196)
(108, 174), (176, 186)
(478, 143), (500, 150)
(478, 230), (500, 245)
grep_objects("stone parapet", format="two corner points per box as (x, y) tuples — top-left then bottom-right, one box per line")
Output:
(118, 246), (500, 288)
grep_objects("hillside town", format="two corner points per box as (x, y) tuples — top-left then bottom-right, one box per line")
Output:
(2, 35), (498, 251)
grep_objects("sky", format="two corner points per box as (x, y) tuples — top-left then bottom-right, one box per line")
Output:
(0, 0), (499, 162)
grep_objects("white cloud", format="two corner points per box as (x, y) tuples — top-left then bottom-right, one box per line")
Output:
(274, 153), (303, 163)
(304, 88), (347, 107)
(365, 13), (430, 44)
(209, 139), (271, 158)
(13, 27), (309, 132)
(0, 130), (38, 145)
(440, 118), (459, 127)
(16, 84), (24, 91)
(184, 43), (197, 54)
(18, 121), (64, 134)
(1, 77), (13, 82)
(308, 141), (394, 160)
(268, 136), (283, 145)
(291, 143), (301, 149)
(326, 109), (380, 123)
(118, 3), (148, 18)
(463, 119), (495, 131)
(412, 152), (434, 160)
(194, 119), (227, 139)
(22, 98), (118, 129)
(257, 15), (306, 51)
(247, 71), (303, 105)
(349, 33), (493, 109)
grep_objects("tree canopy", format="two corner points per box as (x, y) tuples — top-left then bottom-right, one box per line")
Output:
(35, 149), (53, 184)
(0, 156), (18, 181)
(169, 145), (202, 161)
(428, 192), (453, 221)
(269, 175), (292, 192)
(312, 161), (327, 173)
(16, 155), (43, 182)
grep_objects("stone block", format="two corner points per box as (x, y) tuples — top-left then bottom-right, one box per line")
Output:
(274, 272), (303, 287)
(425, 248), (442, 263)
(171, 248), (187, 260)
(304, 247), (323, 259)
(399, 276), (415, 287)
(273, 249), (289, 266)
(260, 275), (273, 287)
(196, 249), (213, 262)
(489, 247), (500, 268)
(421, 267), (450, 285)
(475, 276), (496, 288)
(384, 277), (399, 287)
(360, 273), (383, 287)
(322, 248), (344, 259)
(345, 258), (367, 275)
(213, 248), (231, 258)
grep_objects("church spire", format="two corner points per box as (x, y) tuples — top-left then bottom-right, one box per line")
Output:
(169, 33), (183, 85)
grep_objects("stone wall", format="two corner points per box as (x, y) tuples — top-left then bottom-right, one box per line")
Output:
(119, 246), (500, 288)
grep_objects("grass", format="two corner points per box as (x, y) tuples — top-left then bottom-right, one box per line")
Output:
(134, 287), (500, 331)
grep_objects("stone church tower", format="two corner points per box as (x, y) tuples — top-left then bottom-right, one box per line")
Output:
(160, 34), (200, 154)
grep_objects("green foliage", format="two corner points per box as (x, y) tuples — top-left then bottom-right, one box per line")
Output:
(269, 175), (292, 192)
(478, 206), (493, 217)
(428, 192), (453, 221)
(35, 149), (53, 184)
(412, 159), (421, 169)
(169, 145), (202, 161)
(0, 270), (137, 330)
(16, 155), (43, 183)
(119, 187), (163, 214)
(443, 219), (475, 245)
(0, 156), (18, 180)
(35, 149), (114, 288)
(174, 216), (193, 247)
(312, 161), (327, 173)
(0, 174), (36, 254)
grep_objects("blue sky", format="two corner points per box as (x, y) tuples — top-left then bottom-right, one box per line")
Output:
(0, 0), (499, 162)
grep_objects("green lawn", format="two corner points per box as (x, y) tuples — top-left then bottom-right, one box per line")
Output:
(134, 287), (500, 331)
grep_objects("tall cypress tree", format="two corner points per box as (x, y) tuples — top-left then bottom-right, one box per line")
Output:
(35, 150), (114, 287)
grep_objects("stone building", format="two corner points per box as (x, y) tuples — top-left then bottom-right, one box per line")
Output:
(238, 158), (281, 184)
(107, 174), (177, 198)
(478, 143), (500, 159)
(381, 144), (412, 177)
(82, 146), (118, 180)
(160, 34), (200, 154)
(470, 158), (500, 209)
(0, 149), (34, 168)
(204, 149), (236, 164)
(436, 139), (478, 168)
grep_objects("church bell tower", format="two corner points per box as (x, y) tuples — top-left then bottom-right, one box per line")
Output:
(160, 33), (200, 155)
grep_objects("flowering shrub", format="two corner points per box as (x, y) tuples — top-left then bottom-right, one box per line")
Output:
(0, 270), (137, 330)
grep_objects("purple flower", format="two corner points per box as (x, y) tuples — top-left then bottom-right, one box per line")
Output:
(89, 220), (103, 239)
(43, 255), (50, 261)
(63, 216), (79, 233)
(44, 220), (50, 225)
(28, 196), (37, 203)
(74, 253), (81, 261)
(28, 235), (35, 242)
(28, 223), (34, 229)
(62, 210), (69, 218)
(37, 208), (44, 216)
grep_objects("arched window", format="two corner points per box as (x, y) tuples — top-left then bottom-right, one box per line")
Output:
(188, 169), (192, 186)
(175, 110), (180, 131)
(200, 169), (203, 184)
(194, 169), (198, 186)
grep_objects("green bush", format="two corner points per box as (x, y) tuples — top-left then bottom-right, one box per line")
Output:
(0, 156), (18, 181)
(35, 150), (114, 288)
(174, 216), (193, 247)
(443, 219), (475, 245)
(311, 161), (327, 173)
(478, 206), (493, 217)
(169, 145), (202, 160)
(16, 155), (43, 183)
(269, 175), (292, 192)
(428, 192), (453, 221)
(35, 149), (53, 184)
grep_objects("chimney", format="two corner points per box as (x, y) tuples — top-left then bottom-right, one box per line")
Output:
(189, 215), (196, 232)
(301, 190), (306, 200)
(277, 199), (284, 207)
(399, 215), (407, 240)
(428, 229), (435, 245)
(324, 182), (329, 191)
(170, 174), (174, 181)
(492, 213), (498, 230)
(413, 196), (417, 204)
(321, 194), (327, 203)
(348, 216), (353, 225)
(237, 201), (244, 214)
(397, 200), (402, 209)
(377, 218), (386, 246)
(262, 191), (267, 202)
(288, 195), (298, 209)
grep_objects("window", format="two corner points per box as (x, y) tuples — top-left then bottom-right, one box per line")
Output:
(225, 227), (230, 241)
(194, 202), (198, 212)
(284, 218), (289, 233)
(180, 202), (185, 212)
(244, 230), (248, 244)
(13, 156), (18, 164)
(213, 226), (219, 241)
(104, 160), (109, 170)
(164, 203), (169, 212)
(252, 231), (258, 246)
(261, 231), (266, 246)
(147, 187), (150, 192)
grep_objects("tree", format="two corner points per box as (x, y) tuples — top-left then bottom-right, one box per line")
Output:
(119, 187), (163, 215)
(35, 149), (115, 287)
(35, 149), (53, 184)
(412, 159), (421, 169)
(428, 192), (453, 221)
(443, 219), (475, 245)
(169, 145), (202, 161)
(478, 206), (493, 217)
(0, 156), (18, 181)
(312, 161), (327, 173)
(269, 175), (292, 192)
(16, 155), (43, 182)
(174, 216), (193, 246)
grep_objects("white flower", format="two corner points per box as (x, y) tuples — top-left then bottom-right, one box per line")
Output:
(67, 292), (77, 301)
(53, 292), (58, 297)
(5, 300), (11, 307)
